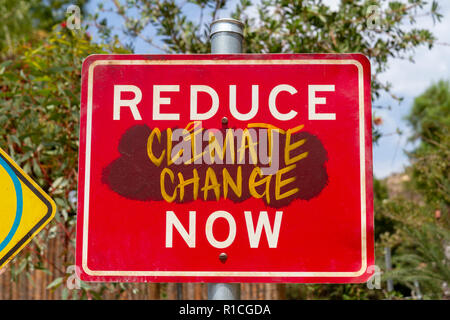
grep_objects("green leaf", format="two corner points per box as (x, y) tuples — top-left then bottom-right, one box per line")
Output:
(46, 277), (63, 289)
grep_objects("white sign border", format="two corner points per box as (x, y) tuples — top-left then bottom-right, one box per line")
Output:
(81, 58), (368, 278)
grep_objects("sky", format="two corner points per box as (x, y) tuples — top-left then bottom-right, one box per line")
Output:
(85, 0), (450, 179)
(372, 1), (450, 178)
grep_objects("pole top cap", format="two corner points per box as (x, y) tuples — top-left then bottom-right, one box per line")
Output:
(210, 18), (244, 38)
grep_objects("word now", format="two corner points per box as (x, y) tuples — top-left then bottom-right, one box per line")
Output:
(113, 84), (336, 121)
(166, 210), (283, 248)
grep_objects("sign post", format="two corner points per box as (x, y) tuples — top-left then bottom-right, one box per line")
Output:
(208, 18), (245, 300)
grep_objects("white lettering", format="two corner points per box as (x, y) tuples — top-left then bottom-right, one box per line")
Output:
(153, 85), (180, 120)
(308, 85), (336, 120)
(268, 84), (298, 121)
(205, 210), (236, 248)
(166, 211), (196, 248)
(245, 211), (283, 248)
(190, 85), (219, 120)
(229, 85), (259, 121)
(113, 85), (142, 120)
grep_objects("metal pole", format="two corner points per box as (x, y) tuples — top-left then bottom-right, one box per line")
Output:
(176, 283), (183, 300)
(207, 18), (244, 300)
(208, 282), (240, 300)
(210, 18), (244, 54)
(384, 247), (394, 292)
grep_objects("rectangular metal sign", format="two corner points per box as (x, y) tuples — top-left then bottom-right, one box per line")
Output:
(76, 54), (374, 283)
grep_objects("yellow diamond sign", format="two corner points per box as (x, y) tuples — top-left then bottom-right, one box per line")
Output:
(0, 148), (56, 270)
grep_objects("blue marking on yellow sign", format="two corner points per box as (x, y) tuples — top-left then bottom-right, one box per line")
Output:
(0, 156), (23, 251)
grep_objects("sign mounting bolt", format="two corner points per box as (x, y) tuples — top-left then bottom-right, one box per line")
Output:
(219, 252), (228, 263)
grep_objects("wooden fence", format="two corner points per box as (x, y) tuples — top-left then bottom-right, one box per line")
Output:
(0, 235), (285, 300)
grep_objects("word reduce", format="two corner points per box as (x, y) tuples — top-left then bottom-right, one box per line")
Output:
(113, 84), (336, 121)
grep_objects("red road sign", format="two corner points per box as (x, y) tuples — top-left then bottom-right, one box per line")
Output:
(76, 54), (374, 283)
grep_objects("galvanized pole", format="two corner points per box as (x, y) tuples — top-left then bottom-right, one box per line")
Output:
(210, 18), (244, 54)
(385, 247), (394, 292)
(207, 18), (244, 300)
